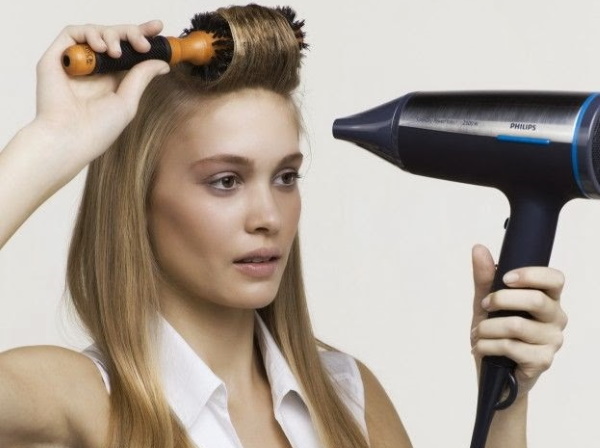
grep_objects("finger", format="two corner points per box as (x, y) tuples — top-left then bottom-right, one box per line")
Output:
(99, 23), (163, 57)
(472, 244), (496, 320)
(122, 21), (163, 53)
(472, 244), (496, 301)
(56, 25), (108, 54)
(82, 27), (109, 53)
(38, 25), (96, 73)
(115, 60), (170, 119)
(100, 27), (123, 58)
(502, 266), (565, 300)
(125, 27), (152, 53)
(138, 19), (163, 37)
(483, 288), (568, 326)
(114, 21), (163, 53)
(472, 315), (564, 347)
(471, 338), (557, 374)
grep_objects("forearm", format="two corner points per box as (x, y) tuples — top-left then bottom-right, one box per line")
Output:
(0, 122), (79, 249)
(485, 395), (527, 448)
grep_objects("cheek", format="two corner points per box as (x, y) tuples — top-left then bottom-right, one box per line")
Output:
(281, 191), (301, 234)
(149, 192), (212, 263)
(149, 188), (245, 264)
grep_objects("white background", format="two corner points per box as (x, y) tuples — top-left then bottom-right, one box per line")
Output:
(1, 0), (599, 446)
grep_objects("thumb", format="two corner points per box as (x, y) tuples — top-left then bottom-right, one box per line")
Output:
(115, 60), (170, 118)
(471, 244), (496, 320)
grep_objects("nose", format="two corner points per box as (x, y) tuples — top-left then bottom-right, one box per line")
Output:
(245, 185), (281, 235)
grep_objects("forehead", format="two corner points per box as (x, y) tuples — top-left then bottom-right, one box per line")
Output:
(161, 89), (300, 164)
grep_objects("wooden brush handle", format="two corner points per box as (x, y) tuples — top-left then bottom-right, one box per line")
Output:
(62, 31), (218, 76)
(166, 31), (219, 66)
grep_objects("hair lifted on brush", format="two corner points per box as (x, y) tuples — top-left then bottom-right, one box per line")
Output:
(179, 4), (307, 89)
(67, 4), (369, 448)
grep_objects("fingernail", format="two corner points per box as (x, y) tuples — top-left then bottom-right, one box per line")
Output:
(481, 296), (490, 309)
(503, 272), (519, 284)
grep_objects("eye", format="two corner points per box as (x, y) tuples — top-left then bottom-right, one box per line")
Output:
(274, 170), (301, 187)
(208, 174), (241, 191)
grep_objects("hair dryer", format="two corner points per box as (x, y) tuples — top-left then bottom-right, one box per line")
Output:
(332, 91), (600, 448)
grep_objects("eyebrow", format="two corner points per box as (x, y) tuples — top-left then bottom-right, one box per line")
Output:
(191, 152), (304, 168)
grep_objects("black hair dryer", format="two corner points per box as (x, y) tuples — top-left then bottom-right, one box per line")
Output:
(332, 91), (600, 448)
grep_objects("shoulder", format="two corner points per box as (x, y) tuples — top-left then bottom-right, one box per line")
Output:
(319, 349), (366, 429)
(355, 359), (412, 448)
(320, 349), (364, 398)
(318, 348), (412, 447)
(0, 345), (109, 447)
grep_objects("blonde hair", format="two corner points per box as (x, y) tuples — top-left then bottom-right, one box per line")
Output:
(67, 5), (369, 448)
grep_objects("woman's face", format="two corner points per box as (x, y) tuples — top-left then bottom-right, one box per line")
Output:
(148, 88), (302, 311)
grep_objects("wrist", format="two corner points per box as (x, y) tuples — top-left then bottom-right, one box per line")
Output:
(0, 122), (87, 249)
(5, 122), (85, 196)
(21, 119), (90, 181)
(486, 394), (528, 448)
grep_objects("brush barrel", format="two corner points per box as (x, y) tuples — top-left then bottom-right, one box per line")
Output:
(62, 35), (171, 76)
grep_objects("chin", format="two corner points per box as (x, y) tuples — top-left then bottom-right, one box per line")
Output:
(219, 286), (279, 310)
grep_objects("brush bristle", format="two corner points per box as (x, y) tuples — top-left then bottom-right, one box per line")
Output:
(181, 12), (234, 81)
(185, 12), (232, 39)
(190, 46), (233, 80)
(275, 6), (308, 49)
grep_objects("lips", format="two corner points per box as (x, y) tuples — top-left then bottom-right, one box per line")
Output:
(233, 249), (282, 264)
(235, 255), (279, 263)
(233, 248), (282, 278)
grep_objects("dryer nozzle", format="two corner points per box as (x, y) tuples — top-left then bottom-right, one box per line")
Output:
(332, 97), (405, 167)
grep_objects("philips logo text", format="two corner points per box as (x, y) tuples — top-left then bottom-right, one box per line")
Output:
(510, 122), (537, 131)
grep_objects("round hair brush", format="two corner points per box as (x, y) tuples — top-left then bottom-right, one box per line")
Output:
(62, 13), (233, 79)
(62, 7), (306, 80)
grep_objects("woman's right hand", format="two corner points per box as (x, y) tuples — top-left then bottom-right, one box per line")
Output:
(0, 22), (169, 249)
(32, 21), (170, 174)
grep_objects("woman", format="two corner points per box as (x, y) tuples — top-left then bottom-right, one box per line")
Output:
(0, 4), (567, 448)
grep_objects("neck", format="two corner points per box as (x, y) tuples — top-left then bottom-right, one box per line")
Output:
(158, 282), (266, 395)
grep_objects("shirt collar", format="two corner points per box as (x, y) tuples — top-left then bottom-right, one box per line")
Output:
(158, 312), (306, 428)
(254, 314), (306, 408)
(158, 317), (224, 427)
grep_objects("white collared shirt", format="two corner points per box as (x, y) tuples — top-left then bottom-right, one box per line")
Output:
(83, 314), (367, 448)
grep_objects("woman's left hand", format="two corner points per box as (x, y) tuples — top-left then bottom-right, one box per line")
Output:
(470, 244), (568, 397)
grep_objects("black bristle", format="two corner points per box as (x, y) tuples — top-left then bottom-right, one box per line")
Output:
(184, 12), (232, 39)
(275, 6), (297, 23)
(275, 6), (308, 50)
(182, 11), (234, 81)
(189, 46), (233, 81)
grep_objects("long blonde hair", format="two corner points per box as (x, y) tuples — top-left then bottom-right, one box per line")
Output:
(67, 5), (369, 447)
